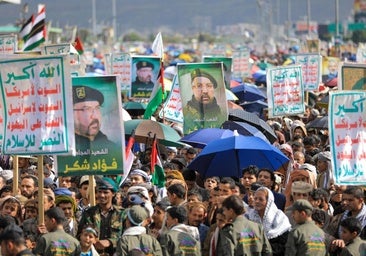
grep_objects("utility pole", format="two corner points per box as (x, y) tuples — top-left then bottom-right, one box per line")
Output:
(92, 0), (97, 38)
(287, 0), (291, 38)
(307, 0), (311, 37)
(112, 0), (117, 44)
(335, 0), (340, 57)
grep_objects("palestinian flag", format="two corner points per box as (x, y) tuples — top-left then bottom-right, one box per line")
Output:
(150, 137), (165, 188)
(73, 37), (84, 55)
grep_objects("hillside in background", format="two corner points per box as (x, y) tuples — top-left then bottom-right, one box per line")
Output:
(0, 0), (354, 36)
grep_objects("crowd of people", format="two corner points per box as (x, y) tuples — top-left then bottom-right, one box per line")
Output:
(0, 110), (365, 256)
(0, 42), (362, 255)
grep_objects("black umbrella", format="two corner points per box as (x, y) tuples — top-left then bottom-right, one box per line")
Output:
(306, 115), (328, 129)
(228, 109), (277, 143)
(123, 101), (147, 116)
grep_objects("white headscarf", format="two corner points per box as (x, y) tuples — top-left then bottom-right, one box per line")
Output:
(245, 187), (292, 239)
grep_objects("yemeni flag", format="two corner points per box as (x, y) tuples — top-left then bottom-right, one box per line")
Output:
(73, 37), (84, 55)
(151, 137), (165, 188)
(23, 4), (46, 51)
(143, 62), (164, 119)
(19, 15), (34, 41)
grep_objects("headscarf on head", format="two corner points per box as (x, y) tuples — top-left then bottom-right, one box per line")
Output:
(55, 195), (77, 213)
(245, 187), (291, 239)
(290, 120), (307, 139)
(284, 169), (317, 207)
(314, 152), (333, 190)
(279, 143), (294, 185)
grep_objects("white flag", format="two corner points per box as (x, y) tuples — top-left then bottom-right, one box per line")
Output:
(151, 32), (163, 58)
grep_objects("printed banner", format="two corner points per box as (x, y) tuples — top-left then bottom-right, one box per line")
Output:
(293, 54), (322, 91)
(0, 35), (17, 54)
(159, 75), (183, 123)
(110, 52), (131, 96)
(178, 62), (228, 135)
(57, 76), (125, 176)
(130, 56), (160, 99)
(339, 63), (366, 90)
(356, 44), (366, 64)
(329, 91), (366, 185)
(232, 48), (251, 80)
(43, 43), (81, 75)
(267, 65), (305, 117)
(0, 55), (74, 154)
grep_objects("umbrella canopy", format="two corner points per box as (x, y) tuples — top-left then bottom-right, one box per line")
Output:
(252, 70), (267, 84)
(187, 134), (289, 178)
(122, 108), (132, 121)
(228, 108), (277, 143)
(179, 128), (235, 148)
(124, 119), (183, 147)
(221, 121), (269, 143)
(241, 100), (268, 116)
(230, 80), (241, 88)
(227, 101), (243, 110)
(225, 89), (239, 101)
(123, 101), (147, 116)
(306, 115), (328, 129)
(231, 83), (266, 103)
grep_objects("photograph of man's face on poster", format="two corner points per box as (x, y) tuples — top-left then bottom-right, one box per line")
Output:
(178, 63), (228, 135)
(131, 56), (160, 99)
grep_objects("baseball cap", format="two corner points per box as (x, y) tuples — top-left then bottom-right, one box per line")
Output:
(292, 199), (313, 214)
(127, 205), (149, 226)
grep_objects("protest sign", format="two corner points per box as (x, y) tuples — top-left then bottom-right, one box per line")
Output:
(267, 65), (305, 117)
(293, 53), (322, 91)
(329, 91), (366, 185)
(159, 75), (183, 123)
(0, 55), (74, 154)
(57, 75), (125, 176)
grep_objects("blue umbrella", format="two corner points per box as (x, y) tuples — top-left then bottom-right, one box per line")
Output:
(179, 128), (235, 148)
(221, 121), (269, 143)
(231, 83), (266, 103)
(187, 134), (289, 178)
(241, 100), (268, 118)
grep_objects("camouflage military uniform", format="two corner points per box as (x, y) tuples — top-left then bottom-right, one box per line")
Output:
(216, 215), (272, 256)
(159, 224), (201, 256)
(285, 220), (326, 256)
(183, 96), (225, 134)
(115, 226), (163, 256)
(77, 205), (123, 256)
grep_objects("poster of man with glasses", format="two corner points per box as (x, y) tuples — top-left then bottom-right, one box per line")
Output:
(178, 63), (228, 135)
(57, 76), (124, 176)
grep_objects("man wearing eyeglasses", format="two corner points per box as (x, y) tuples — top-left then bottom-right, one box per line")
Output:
(73, 85), (116, 152)
(183, 68), (224, 133)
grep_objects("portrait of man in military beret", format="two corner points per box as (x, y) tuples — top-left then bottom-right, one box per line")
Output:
(131, 57), (160, 98)
(178, 63), (228, 135)
(57, 76), (124, 176)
